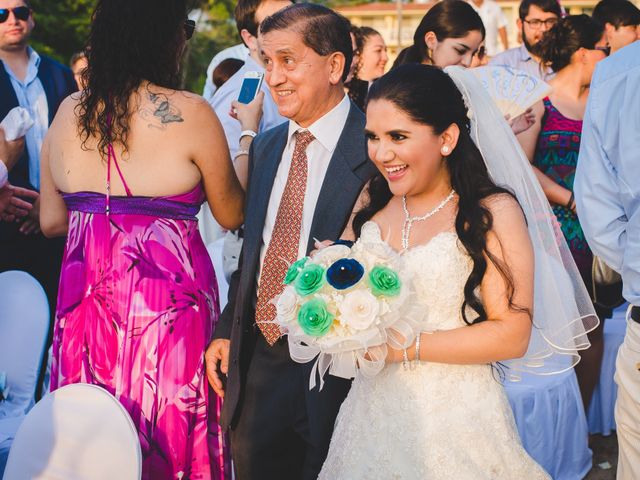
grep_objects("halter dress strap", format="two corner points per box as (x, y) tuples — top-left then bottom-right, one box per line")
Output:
(105, 114), (132, 215)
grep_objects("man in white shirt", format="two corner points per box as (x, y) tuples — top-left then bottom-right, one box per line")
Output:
(202, 43), (249, 103)
(0, 0), (75, 355)
(211, 0), (289, 161)
(468, 0), (508, 57)
(490, 0), (561, 80)
(206, 5), (376, 479)
(207, 0), (290, 276)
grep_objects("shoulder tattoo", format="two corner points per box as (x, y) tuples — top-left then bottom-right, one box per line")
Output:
(140, 92), (184, 130)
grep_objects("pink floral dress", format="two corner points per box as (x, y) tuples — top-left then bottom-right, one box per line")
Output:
(50, 154), (230, 479)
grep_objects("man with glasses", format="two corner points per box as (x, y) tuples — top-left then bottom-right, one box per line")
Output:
(490, 0), (562, 80)
(0, 0), (76, 395)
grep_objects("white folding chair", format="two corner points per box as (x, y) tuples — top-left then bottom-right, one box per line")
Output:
(3, 383), (141, 480)
(0, 271), (49, 475)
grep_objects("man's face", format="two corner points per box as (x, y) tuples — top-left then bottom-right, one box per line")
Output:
(246, 0), (290, 56)
(519, 5), (558, 51)
(255, 0), (290, 26)
(261, 28), (344, 127)
(0, 0), (34, 52)
(72, 56), (88, 90)
(606, 23), (639, 53)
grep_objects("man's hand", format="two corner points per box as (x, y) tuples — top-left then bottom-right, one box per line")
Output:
(0, 127), (26, 172)
(205, 338), (231, 397)
(19, 195), (41, 235)
(0, 184), (38, 221)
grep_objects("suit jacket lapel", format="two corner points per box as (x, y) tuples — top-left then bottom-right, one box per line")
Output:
(307, 103), (368, 252)
(240, 125), (289, 293)
(0, 62), (20, 119)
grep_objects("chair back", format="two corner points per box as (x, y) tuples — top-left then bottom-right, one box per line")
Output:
(0, 271), (49, 418)
(3, 383), (142, 480)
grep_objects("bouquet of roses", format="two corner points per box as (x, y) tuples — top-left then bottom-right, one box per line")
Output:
(274, 234), (424, 389)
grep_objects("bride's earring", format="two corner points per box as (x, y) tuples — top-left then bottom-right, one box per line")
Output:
(441, 145), (450, 155)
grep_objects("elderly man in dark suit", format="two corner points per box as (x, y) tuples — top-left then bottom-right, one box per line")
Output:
(206, 4), (376, 479)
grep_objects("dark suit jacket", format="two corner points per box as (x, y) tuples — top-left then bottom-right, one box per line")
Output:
(213, 102), (377, 429)
(0, 54), (77, 191)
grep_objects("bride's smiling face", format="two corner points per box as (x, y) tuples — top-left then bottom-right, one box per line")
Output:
(365, 99), (458, 197)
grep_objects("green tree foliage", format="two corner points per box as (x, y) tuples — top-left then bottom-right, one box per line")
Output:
(182, 0), (241, 93)
(26, 0), (240, 93)
(29, 0), (96, 66)
(25, 0), (374, 93)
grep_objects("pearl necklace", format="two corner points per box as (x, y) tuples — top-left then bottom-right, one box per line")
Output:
(401, 189), (456, 251)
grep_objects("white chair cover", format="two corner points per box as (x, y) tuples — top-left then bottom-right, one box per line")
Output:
(207, 237), (229, 311)
(588, 303), (628, 436)
(0, 271), (49, 476)
(505, 368), (592, 480)
(3, 383), (141, 480)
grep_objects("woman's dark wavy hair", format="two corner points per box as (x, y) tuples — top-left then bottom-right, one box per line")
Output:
(77, 0), (187, 158)
(392, 0), (485, 68)
(536, 15), (605, 72)
(355, 64), (523, 325)
(354, 26), (383, 79)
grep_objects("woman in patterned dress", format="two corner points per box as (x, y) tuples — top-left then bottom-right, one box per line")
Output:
(517, 15), (609, 411)
(39, 0), (244, 478)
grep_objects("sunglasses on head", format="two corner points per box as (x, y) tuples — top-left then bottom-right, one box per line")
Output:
(0, 6), (31, 23)
(184, 19), (196, 40)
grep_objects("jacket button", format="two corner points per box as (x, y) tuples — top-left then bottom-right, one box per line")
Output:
(233, 358), (238, 365)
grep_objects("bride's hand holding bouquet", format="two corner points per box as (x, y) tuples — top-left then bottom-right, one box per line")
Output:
(272, 237), (424, 389)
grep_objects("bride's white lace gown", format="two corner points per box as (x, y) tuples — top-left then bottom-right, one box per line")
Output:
(319, 222), (550, 480)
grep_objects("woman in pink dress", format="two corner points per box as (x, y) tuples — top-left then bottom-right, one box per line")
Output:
(38, 0), (244, 478)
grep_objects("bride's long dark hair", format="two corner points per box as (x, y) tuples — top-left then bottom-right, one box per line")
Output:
(354, 64), (524, 325)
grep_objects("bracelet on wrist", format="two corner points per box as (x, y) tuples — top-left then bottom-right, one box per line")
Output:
(402, 348), (410, 370)
(239, 129), (257, 140)
(415, 334), (421, 364)
(233, 149), (249, 162)
(566, 192), (574, 209)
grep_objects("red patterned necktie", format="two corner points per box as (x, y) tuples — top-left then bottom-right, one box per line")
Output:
(255, 130), (315, 345)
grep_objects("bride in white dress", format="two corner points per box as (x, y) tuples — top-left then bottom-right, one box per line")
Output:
(319, 64), (597, 479)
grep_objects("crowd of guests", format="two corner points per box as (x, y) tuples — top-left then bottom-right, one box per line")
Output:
(1, 0), (639, 478)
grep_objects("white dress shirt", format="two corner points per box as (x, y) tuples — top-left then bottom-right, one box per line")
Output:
(211, 55), (285, 159)
(468, 0), (507, 57)
(3, 48), (49, 190)
(0, 161), (7, 188)
(257, 94), (351, 283)
(490, 44), (555, 81)
(202, 44), (249, 103)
